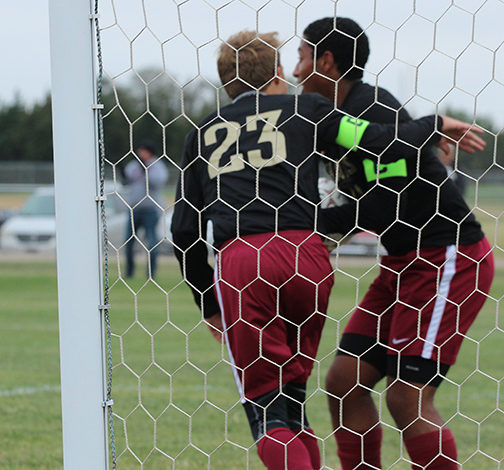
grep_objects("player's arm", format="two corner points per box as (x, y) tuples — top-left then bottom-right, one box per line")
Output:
(320, 180), (402, 238)
(333, 114), (485, 160)
(436, 115), (486, 155)
(171, 134), (220, 320)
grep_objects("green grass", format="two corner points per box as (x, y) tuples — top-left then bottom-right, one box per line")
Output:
(1, 254), (502, 470)
(0, 261), (62, 469)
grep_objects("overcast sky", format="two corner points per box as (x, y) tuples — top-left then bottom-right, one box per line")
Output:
(2, 0), (504, 128)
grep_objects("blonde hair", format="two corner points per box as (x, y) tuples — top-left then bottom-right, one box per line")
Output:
(217, 30), (280, 100)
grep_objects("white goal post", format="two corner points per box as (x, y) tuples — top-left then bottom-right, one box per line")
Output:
(49, 0), (110, 468)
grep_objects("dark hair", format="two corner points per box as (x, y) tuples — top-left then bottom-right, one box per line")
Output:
(303, 17), (369, 80)
(137, 139), (157, 155)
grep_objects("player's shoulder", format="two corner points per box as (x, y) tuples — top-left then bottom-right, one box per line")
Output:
(344, 81), (411, 121)
(255, 92), (328, 109)
(223, 93), (333, 122)
(184, 106), (234, 147)
(297, 92), (333, 106)
(374, 85), (405, 111)
(346, 82), (402, 108)
(197, 106), (229, 128)
(293, 93), (339, 121)
(182, 110), (220, 156)
(191, 92), (334, 130)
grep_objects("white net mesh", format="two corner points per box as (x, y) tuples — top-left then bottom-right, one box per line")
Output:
(96, 0), (503, 469)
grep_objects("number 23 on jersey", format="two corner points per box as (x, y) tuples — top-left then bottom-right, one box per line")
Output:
(204, 110), (287, 179)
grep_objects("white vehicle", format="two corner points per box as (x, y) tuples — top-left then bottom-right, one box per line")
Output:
(337, 231), (387, 257)
(0, 185), (127, 252)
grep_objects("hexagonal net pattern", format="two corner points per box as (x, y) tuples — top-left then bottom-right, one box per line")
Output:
(95, 0), (503, 469)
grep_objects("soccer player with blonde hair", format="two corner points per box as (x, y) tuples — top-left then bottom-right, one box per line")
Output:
(217, 30), (282, 100)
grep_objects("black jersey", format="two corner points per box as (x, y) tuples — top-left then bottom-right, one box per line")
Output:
(321, 82), (484, 256)
(171, 91), (442, 316)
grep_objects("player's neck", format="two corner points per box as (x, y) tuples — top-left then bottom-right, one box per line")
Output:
(318, 78), (358, 107)
(335, 79), (359, 107)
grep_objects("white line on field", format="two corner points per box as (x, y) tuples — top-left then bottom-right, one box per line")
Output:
(0, 384), (61, 397)
(0, 384), (222, 397)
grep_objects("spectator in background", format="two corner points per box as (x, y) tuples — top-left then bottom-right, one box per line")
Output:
(438, 144), (467, 197)
(124, 139), (168, 279)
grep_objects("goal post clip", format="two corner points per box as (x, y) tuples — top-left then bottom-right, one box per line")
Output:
(102, 399), (114, 408)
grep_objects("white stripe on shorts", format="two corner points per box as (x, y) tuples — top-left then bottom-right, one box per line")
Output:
(214, 255), (246, 403)
(421, 245), (457, 360)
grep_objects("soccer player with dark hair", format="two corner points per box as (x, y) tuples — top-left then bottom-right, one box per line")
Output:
(171, 29), (485, 470)
(294, 17), (495, 470)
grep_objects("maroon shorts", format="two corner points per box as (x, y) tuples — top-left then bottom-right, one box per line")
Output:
(214, 231), (334, 400)
(343, 237), (494, 365)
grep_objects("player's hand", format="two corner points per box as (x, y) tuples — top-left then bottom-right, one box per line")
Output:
(205, 313), (224, 343)
(438, 115), (486, 154)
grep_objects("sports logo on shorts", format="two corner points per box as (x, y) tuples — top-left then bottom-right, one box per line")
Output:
(392, 337), (410, 345)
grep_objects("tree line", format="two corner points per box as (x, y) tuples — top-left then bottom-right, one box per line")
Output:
(0, 71), (501, 175)
(0, 70), (221, 173)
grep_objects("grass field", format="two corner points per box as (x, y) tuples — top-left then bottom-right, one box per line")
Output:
(0, 254), (503, 469)
(0, 184), (502, 469)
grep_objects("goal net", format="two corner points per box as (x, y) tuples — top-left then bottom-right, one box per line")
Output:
(90, 0), (503, 469)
